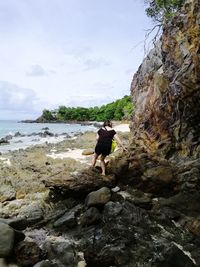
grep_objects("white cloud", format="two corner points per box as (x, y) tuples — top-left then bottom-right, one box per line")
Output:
(0, 81), (45, 119)
(83, 58), (111, 71)
(0, 0), (152, 119)
(26, 64), (47, 76)
(63, 95), (115, 108)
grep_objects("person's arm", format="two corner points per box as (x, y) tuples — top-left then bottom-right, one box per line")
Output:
(96, 133), (99, 141)
(114, 134), (127, 151)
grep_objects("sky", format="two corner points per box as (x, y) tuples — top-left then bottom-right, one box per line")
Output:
(0, 0), (153, 120)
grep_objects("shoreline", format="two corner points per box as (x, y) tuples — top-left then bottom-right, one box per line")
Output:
(0, 122), (130, 166)
(20, 119), (102, 127)
(0, 121), (129, 154)
(0, 122), (130, 216)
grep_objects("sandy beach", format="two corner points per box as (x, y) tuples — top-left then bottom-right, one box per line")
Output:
(46, 123), (130, 163)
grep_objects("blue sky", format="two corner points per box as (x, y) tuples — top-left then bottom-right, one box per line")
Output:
(0, 0), (152, 119)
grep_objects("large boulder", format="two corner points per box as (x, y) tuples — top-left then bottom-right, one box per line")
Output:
(85, 187), (111, 207)
(0, 222), (15, 257)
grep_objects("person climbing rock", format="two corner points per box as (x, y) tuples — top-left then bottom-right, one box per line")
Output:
(92, 120), (127, 176)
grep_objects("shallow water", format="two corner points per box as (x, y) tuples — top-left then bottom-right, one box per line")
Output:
(0, 120), (96, 153)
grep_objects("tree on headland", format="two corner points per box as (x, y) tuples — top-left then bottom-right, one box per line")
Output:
(41, 109), (55, 121)
(38, 95), (133, 122)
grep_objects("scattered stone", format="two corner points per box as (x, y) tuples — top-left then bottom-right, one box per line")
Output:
(85, 187), (111, 207)
(80, 207), (101, 226)
(14, 132), (25, 137)
(0, 138), (10, 145)
(42, 236), (78, 267)
(82, 149), (94, 155)
(0, 184), (16, 202)
(111, 186), (120, 193)
(14, 241), (44, 266)
(53, 204), (83, 229)
(33, 260), (53, 267)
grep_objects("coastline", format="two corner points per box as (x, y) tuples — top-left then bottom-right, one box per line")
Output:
(0, 121), (129, 154)
(20, 119), (102, 127)
(0, 121), (97, 154)
(0, 122), (130, 158)
(0, 122), (129, 218)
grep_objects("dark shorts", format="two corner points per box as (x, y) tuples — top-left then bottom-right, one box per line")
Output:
(95, 143), (111, 157)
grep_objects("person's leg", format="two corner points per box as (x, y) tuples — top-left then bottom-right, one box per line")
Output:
(92, 153), (99, 167)
(100, 155), (106, 175)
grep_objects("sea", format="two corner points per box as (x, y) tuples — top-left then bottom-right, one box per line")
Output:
(0, 120), (96, 153)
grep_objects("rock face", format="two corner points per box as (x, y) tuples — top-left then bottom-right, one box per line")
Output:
(130, 0), (200, 158)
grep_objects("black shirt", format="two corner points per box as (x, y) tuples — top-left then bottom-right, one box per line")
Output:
(97, 128), (116, 146)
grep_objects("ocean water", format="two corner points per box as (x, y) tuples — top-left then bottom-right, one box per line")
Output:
(0, 120), (96, 153)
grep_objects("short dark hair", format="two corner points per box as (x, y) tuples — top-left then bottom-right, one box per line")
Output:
(103, 120), (112, 128)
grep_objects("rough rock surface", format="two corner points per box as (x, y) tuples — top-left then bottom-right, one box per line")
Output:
(130, 0), (200, 159)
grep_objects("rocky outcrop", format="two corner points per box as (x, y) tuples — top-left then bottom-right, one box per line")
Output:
(130, 0), (200, 159)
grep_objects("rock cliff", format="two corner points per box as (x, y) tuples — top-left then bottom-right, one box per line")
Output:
(130, 0), (200, 159)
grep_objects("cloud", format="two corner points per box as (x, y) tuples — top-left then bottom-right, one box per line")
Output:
(83, 58), (111, 71)
(67, 45), (93, 58)
(0, 81), (44, 119)
(0, 1), (152, 120)
(63, 94), (119, 108)
(26, 64), (47, 76)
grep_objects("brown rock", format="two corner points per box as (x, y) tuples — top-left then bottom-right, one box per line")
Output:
(186, 219), (200, 236)
(82, 149), (94, 155)
(143, 166), (173, 184)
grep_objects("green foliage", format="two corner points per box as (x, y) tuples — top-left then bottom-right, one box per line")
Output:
(41, 109), (55, 121)
(40, 95), (134, 122)
(144, 0), (185, 23)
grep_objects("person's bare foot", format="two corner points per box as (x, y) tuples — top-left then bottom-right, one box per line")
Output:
(101, 172), (106, 176)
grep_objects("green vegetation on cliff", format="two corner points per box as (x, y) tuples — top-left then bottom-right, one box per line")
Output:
(145, 0), (185, 23)
(38, 95), (133, 122)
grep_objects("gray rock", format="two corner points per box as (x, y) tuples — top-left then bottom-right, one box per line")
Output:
(111, 186), (120, 193)
(14, 132), (25, 137)
(53, 204), (82, 228)
(14, 241), (44, 266)
(80, 207), (101, 226)
(5, 134), (13, 141)
(0, 222), (15, 257)
(54, 211), (77, 228)
(33, 260), (53, 267)
(0, 184), (16, 202)
(85, 187), (111, 207)
(0, 138), (9, 145)
(0, 217), (28, 231)
(19, 204), (44, 226)
(155, 244), (196, 267)
(43, 237), (77, 267)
